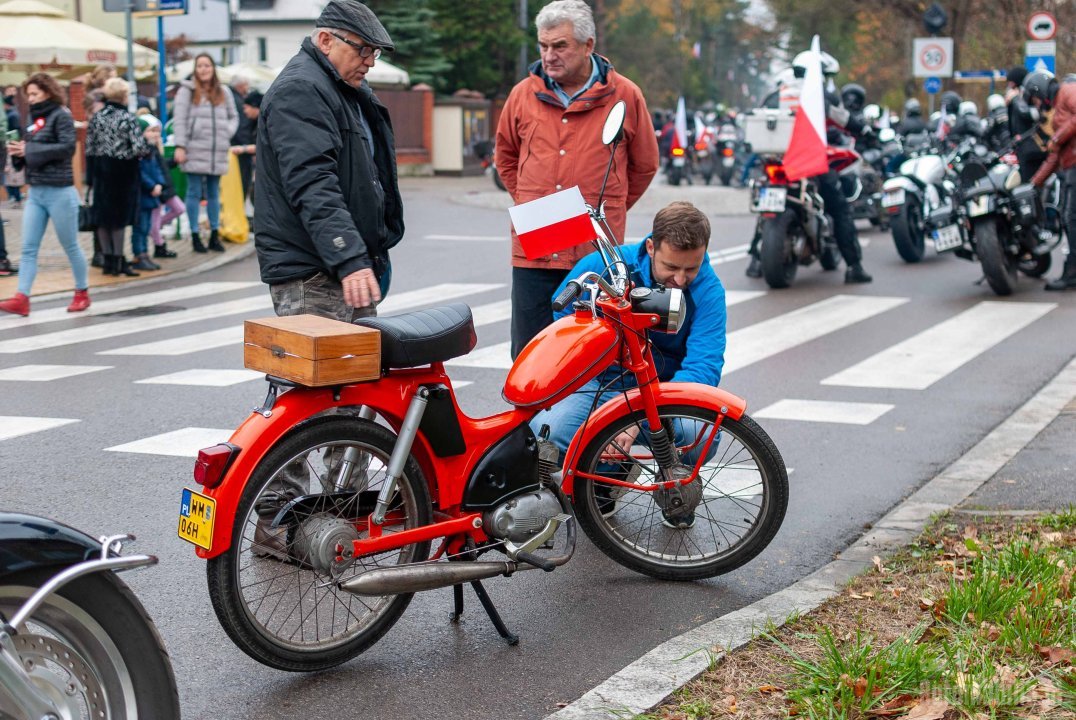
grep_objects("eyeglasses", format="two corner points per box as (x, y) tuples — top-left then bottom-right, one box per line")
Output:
(330, 32), (381, 59)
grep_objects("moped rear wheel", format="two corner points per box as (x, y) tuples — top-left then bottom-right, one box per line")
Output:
(571, 406), (788, 581)
(206, 416), (432, 671)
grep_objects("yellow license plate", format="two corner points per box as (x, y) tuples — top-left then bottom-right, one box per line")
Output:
(178, 488), (216, 550)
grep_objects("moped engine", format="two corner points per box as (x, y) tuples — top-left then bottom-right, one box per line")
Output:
(483, 488), (563, 543)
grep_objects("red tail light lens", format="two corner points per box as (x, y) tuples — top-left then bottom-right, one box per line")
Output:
(194, 443), (240, 489)
(694, 141), (708, 151)
(671, 147), (686, 157)
(764, 163), (788, 184)
(722, 147), (735, 157)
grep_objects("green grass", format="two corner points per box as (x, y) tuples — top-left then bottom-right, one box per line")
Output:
(1040, 505), (1076, 530)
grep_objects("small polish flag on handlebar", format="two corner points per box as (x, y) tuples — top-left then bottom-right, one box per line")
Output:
(509, 186), (597, 260)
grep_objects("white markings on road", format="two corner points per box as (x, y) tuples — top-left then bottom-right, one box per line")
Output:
(724, 289), (766, 306)
(0, 282), (261, 332)
(0, 416), (79, 441)
(822, 301), (1056, 390)
(449, 340), (513, 369)
(724, 295), (908, 374)
(0, 284), (505, 356)
(753, 399), (895, 425)
(0, 365), (111, 381)
(470, 300), (513, 327)
(106, 427), (233, 457)
(424, 234), (507, 242)
(710, 243), (751, 265)
(98, 285), (507, 357)
(135, 369), (263, 387)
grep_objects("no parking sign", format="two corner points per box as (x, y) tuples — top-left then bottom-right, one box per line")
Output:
(913, 37), (954, 78)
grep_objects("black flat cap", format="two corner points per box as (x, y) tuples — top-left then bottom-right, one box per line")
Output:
(316, 0), (394, 52)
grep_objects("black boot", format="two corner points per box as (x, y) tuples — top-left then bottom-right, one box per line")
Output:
(102, 254), (119, 276)
(844, 263), (873, 284)
(208, 229), (225, 252)
(1045, 258), (1076, 291)
(191, 232), (207, 254)
(118, 257), (141, 277)
(91, 235), (103, 267)
(131, 253), (160, 271)
(745, 256), (762, 278)
(154, 243), (177, 258)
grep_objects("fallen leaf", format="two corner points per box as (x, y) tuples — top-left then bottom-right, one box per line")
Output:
(757, 684), (783, 695)
(1042, 531), (1064, 544)
(980, 622), (1002, 641)
(919, 597), (935, 611)
(555, 702), (569, 708)
(1036, 645), (1076, 664)
(904, 697), (950, 720)
(890, 586), (907, 598)
(862, 591), (875, 598)
(872, 555), (886, 573)
(964, 525), (979, 539)
(867, 694), (919, 716)
(725, 694), (737, 713)
(854, 676), (869, 698)
(849, 592), (866, 599)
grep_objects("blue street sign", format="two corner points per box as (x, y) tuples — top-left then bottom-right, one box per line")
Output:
(1025, 55), (1056, 74)
(924, 76), (942, 94)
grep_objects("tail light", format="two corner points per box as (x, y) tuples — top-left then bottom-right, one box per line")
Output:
(694, 141), (708, 151)
(194, 443), (240, 489)
(764, 163), (788, 185)
(671, 147), (686, 157)
(722, 147), (735, 157)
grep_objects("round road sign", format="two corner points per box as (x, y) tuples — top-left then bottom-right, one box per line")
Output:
(1028, 11), (1057, 41)
(919, 43), (948, 74)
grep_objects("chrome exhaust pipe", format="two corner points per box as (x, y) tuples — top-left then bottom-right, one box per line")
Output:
(339, 561), (515, 596)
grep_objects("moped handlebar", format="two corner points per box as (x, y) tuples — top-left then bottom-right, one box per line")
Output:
(551, 271), (622, 312)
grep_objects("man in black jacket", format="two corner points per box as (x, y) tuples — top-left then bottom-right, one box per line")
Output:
(254, 0), (402, 322)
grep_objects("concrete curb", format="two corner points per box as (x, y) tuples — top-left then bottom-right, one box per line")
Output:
(547, 355), (1076, 720)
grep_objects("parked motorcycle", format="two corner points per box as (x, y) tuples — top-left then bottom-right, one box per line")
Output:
(748, 147), (859, 288)
(666, 134), (693, 186)
(957, 149), (1065, 295)
(694, 122), (716, 186)
(473, 140), (507, 192)
(181, 101), (789, 671)
(714, 123), (741, 186)
(0, 513), (179, 719)
(881, 138), (968, 264)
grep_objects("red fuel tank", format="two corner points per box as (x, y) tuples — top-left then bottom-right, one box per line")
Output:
(502, 314), (620, 408)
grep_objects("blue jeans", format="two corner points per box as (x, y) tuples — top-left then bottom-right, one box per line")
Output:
(530, 374), (718, 467)
(132, 208), (153, 256)
(184, 174), (220, 232)
(18, 185), (86, 295)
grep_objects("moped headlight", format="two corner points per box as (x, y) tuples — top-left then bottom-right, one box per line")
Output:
(630, 286), (686, 334)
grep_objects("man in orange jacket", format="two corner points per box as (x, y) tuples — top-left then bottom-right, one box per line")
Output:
(1029, 71), (1076, 290)
(496, 0), (659, 358)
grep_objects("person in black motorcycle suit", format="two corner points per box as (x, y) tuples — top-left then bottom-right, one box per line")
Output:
(1007, 67), (1048, 183)
(946, 100), (985, 146)
(746, 52), (873, 284)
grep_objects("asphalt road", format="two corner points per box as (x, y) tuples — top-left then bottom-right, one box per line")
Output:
(2, 177), (1074, 719)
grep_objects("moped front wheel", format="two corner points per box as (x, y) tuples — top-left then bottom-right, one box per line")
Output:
(571, 406), (788, 581)
(206, 416), (432, 671)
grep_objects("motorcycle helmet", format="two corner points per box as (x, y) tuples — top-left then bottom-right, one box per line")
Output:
(1007, 66), (1028, 90)
(840, 83), (866, 112)
(903, 97), (922, 116)
(863, 103), (881, 124)
(986, 93), (1006, 113)
(940, 90), (962, 115)
(958, 100), (978, 117)
(820, 52), (840, 77)
(791, 51), (812, 78)
(1023, 70), (1058, 108)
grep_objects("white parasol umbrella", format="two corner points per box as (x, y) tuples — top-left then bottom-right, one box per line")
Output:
(0, 0), (156, 82)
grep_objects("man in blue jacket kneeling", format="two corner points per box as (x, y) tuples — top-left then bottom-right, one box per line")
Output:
(530, 201), (727, 529)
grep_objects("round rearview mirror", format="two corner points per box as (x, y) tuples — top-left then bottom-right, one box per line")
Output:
(602, 100), (627, 146)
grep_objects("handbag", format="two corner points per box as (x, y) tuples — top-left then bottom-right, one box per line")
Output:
(79, 188), (96, 232)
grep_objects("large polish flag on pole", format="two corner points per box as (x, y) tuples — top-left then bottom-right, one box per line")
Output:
(509, 186), (596, 260)
(783, 35), (830, 181)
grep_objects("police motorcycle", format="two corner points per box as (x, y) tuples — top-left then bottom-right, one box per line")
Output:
(956, 145), (1065, 295)
(0, 513), (179, 719)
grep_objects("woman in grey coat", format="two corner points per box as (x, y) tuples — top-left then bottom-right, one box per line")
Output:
(173, 53), (238, 253)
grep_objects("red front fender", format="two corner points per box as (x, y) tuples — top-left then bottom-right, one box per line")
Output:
(560, 382), (746, 495)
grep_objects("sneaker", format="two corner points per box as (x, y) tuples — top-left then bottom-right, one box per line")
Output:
(661, 510), (696, 530)
(0, 258), (16, 276)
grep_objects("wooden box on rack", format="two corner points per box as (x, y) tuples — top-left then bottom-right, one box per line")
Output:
(243, 314), (381, 387)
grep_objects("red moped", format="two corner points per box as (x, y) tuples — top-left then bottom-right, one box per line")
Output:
(181, 102), (789, 671)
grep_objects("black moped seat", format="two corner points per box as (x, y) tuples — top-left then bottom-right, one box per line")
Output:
(356, 303), (477, 369)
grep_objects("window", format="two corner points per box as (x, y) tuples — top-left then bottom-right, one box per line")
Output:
(257, 37), (267, 63)
(239, 0), (273, 8)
